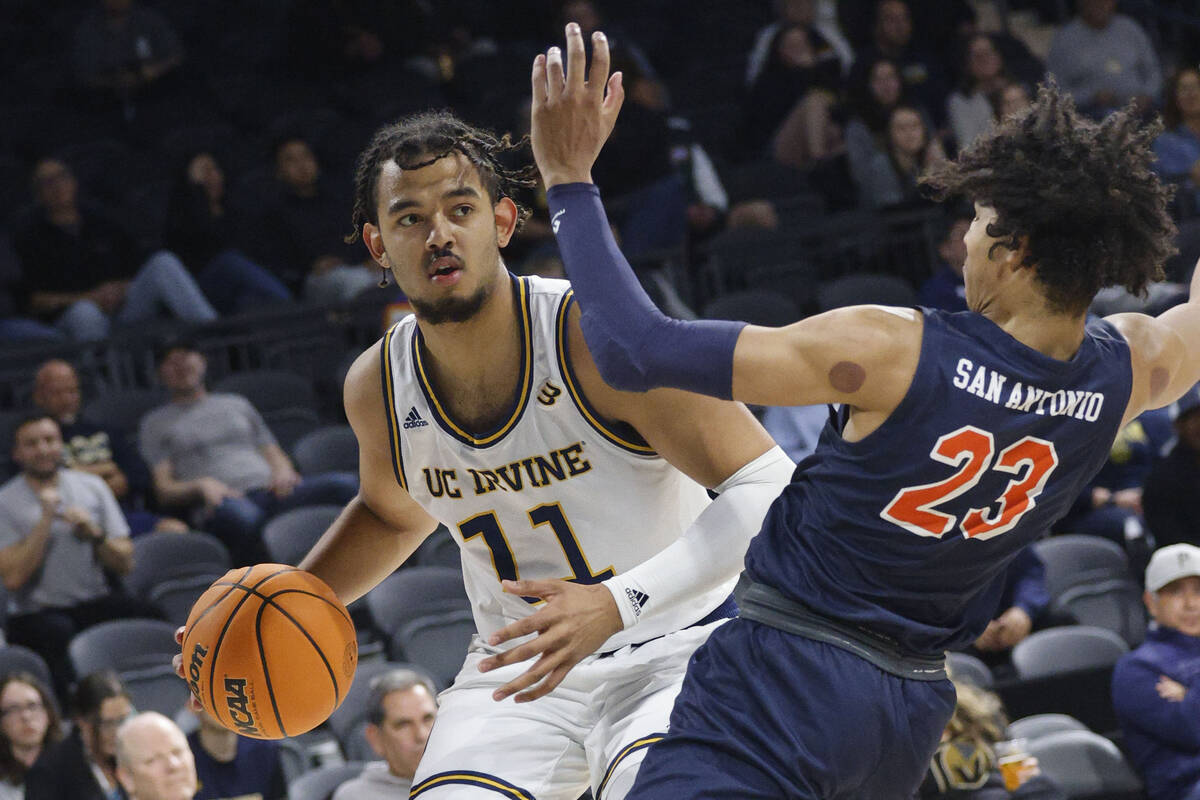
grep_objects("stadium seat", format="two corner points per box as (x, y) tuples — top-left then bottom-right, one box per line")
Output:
(68, 619), (189, 717)
(701, 289), (802, 328)
(1052, 578), (1147, 648)
(946, 651), (994, 689)
(261, 505), (343, 567)
(287, 761), (365, 800)
(212, 370), (318, 416)
(1034, 535), (1130, 598)
(413, 526), (461, 570)
(390, 609), (476, 689)
(80, 387), (169, 436)
(123, 530), (231, 598)
(364, 566), (469, 641)
(146, 572), (228, 627)
(292, 425), (359, 475)
(0, 645), (55, 698)
(1010, 625), (1129, 681)
(1025, 730), (1143, 799)
(326, 659), (437, 762)
(816, 272), (918, 311)
(1007, 713), (1089, 743)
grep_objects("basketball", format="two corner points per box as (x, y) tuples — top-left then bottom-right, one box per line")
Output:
(182, 564), (358, 740)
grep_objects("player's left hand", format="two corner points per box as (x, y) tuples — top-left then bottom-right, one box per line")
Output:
(478, 578), (622, 703)
(529, 22), (624, 188)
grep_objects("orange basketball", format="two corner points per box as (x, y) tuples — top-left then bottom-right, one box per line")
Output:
(182, 564), (357, 740)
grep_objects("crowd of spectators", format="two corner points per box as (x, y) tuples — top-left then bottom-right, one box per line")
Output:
(4, 0), (1200, 797)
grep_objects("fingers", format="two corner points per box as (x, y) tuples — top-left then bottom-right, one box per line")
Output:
(604, 71), (625, 116)
(587, 30), (609, 99)
(491, 651), (568, 702)
(515, 664), (571, 703)
(531, 53), (547, 108)
(486, 614), (543, 647)
(546, 46), (565, 101)
(564, 22), (586, 91)
(501, 578), (558, 599)
(173, 653), (185, 679)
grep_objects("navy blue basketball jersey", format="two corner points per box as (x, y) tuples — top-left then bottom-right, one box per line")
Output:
(744, 309), (1132, 654)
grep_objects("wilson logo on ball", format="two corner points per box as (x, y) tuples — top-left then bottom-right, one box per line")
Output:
(187, 644), (208, 701)
(224, 678), (259, 737)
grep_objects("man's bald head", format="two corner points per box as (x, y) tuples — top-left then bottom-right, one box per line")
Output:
(115, 712), (197, 800)
(32, 360), (80, 423)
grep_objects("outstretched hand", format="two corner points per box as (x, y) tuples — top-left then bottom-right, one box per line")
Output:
(530, 22), (625, 188)
(478, 578), (623, 703)
(172, 626), (204, 713)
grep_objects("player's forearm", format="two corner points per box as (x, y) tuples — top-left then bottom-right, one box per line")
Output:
(547, 183), (745, 398)
(298, 496), (435, 604)
(602, 446), (794, 628)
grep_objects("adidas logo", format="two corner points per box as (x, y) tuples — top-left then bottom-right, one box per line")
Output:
(625, 587), (649, 618)
(402, 407), (429, 430)
(551, 209), (566, 234)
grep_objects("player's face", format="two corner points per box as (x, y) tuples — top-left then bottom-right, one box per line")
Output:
(961, 203), (1005, 312)
(369, 686), (436, 781)
(1147, 576), (1200, 637)
(0, 681), (49, 751)
(364, 152), (517, 325)
(118, 720), (198, 800)
(12, 419), (63, 481)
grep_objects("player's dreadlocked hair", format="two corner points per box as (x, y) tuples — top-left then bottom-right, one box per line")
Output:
(922, 82), (1176, 315)
(346, 110), (538, 243)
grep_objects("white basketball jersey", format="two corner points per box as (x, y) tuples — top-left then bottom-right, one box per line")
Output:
(382, 275), (732, 651)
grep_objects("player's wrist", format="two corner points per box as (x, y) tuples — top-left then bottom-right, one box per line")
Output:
(542, 173), (594, 190)
(602, 575), (648, 630)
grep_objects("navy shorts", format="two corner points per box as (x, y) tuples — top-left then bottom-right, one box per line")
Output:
(628, 617), (957, 799)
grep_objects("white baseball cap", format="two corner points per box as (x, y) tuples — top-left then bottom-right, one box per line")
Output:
(1146, 544), (1200, 592)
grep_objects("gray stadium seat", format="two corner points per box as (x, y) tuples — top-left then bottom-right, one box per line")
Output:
(292, 425), (359, 475)
(123, 530), (231, 598)
(390, 609), (477, 689)
(946, 651), (994, 689)
(364, 566), (469, 640)
(1053, 578), (1147, 648)
(147, 572), (228, 627)
(212, 370), (318, 415)
(1010, 625), (1129, 681)
(816, 272), (917, 311)
(287, 761), (365, 800)
(1034, 535), (1130, 598)
(413, 526), (461, 570)
(701, 290), (802, 328)
(0, 645), (54, 697)
(1026, 730), (1143, 799)
(1007, 713), (1089, 743)
(67, 619), (190, 717)
(80, 387), (168, 434)
(261, 505), (343, 567)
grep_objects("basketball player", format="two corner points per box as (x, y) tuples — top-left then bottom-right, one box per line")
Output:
(524, 24), (1200, 799)
(262, 108), (789, 800)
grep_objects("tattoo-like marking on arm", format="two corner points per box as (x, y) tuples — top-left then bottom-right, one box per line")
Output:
(829, 361), (866, 393)
(1150, 366), (1170, 398)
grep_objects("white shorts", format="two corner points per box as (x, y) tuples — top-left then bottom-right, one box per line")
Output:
(409, 619), (725, 800)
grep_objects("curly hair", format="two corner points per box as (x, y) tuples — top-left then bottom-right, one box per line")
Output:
(922, 82), (1176, 314)
(346, 110), (538, 244)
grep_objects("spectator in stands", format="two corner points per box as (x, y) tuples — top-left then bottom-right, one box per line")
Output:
(0, 673), (62, 800)
(139, 341), (357, 566)
(1154, 67), (1200, 219)
(116, 713), (197, 800)
(331, 669), (438, 800)
(0, 414), (156, 698)
(1112, 543), (1200, 800)
(849, 104), (946, 209)
(921, 678), (1064, 798)
(31, 359), (186, 536)
(991, 81), (1032, 124)
(558, 0), (657, 82)
(187, 709), (284, 800)
(946, 34), (1013, 151)
(848, 0), (948, 125)
(741, 17), (844, 168)
(968, 548), (1050, 677)
(11, 158), (217, 341)
(258, 137), (374, 302)
(918, 205), (971, 312)
(1144, 383), (1200, 550)
(165, 151), (293, 315)
(844, 57), (928, 185)
(71, 0), (185, 131)
(26, 671), (133, 800)
(746, 0), (854, 87)
(1046, 0), (1162, 119)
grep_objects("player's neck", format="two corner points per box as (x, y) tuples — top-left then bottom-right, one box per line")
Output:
(417, 274), (522, 393)
(984, 302), (1087, 362)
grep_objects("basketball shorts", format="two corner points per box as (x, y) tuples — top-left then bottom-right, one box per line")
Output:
(408, 619), (726, 800)
(628, 617), (958, 799)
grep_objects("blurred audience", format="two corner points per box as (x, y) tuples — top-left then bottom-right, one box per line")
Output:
(848, 0), (948, 126)
(188, 710), (284, 800)
(11, 158), (216, 341)
(918, 206), (971, 312)
(1144, 383), (1200, 550)
(331, 669), (438, 800)
(165, 150), (292, 315)
(1154, 67), (1200, 218)
(1113, 543), (1200, 800)
(116, 712), (197, 800)
(0, 673), (61, 800)
(746, 0), (853, 87)
(0, 415), (156, 698)
(850, 104), (946, 209)
(139, 341), (356, 566)
(26, 671), (133, 800)
(946, 34), (1011, 151)
(966, 548), (1050, 678)
(1046, 0), (1161, 118)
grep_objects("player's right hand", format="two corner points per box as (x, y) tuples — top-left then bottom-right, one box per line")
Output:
(173, 626), (204, 712)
